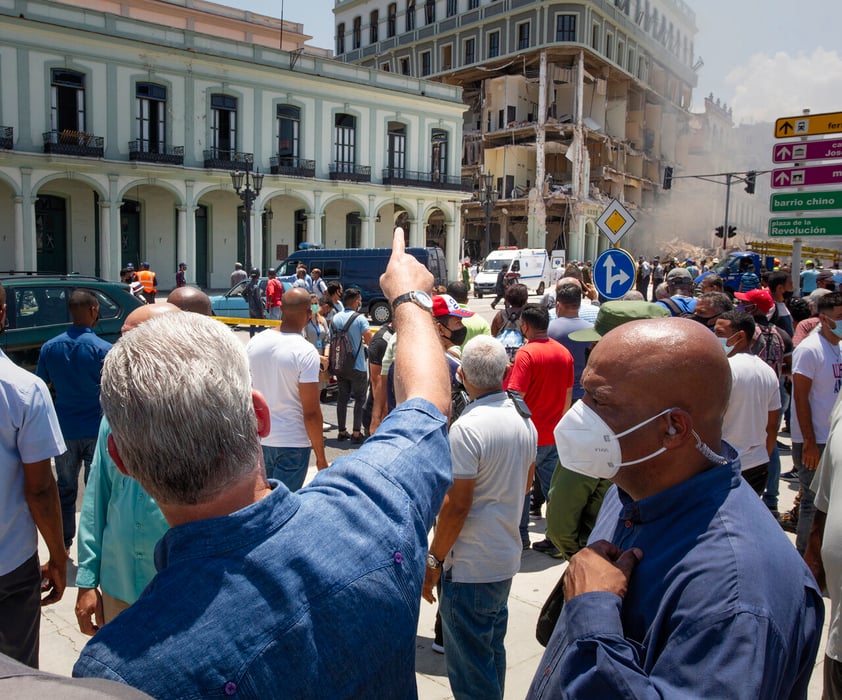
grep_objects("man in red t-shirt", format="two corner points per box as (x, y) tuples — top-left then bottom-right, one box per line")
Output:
(506, 303), (574, 553)
(265, 269), (283, 320)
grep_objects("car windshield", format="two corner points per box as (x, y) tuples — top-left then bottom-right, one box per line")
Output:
(713, 257), (741, 276)
(482, 258), (513, 273)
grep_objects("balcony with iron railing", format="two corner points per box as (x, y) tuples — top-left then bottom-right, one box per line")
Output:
(203, 148), (253, 171)
(43, 130), (104, 158)
(0, 126), (12, 150)
(381, 168), (472, 191)
(269, 156), (316, 177)
(129, 141), (185, 165)
(329, 163), (371, 182)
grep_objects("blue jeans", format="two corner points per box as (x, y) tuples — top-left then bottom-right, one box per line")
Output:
(262, 446), (311, 492)
(793, 441), (825, 555)
(441, 576), (512, 700)
(55, 437), (96, 548)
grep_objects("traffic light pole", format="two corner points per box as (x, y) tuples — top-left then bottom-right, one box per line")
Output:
(722, 173), (732, 253)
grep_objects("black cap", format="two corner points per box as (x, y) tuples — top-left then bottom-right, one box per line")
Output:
(250, 268), (260, 276)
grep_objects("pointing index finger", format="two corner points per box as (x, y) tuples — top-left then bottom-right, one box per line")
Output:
(392, 227), (406, 256)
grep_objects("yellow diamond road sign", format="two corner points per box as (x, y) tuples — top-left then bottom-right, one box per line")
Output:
(596, 199), (636, 244)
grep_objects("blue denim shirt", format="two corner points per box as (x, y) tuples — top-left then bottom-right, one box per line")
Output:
(74, 398), (451, 699)
(35, 326), (111, 440)
(529, 448), (824, 699)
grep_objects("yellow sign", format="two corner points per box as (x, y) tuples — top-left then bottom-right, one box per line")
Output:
(605, 211), (627, 234)
(775, 111), (842, 139)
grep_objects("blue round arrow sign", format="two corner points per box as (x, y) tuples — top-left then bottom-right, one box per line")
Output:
(593, 248), (637, 300)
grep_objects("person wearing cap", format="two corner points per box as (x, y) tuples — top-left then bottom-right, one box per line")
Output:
(817, 268), (837, 293)
(136, 263), (158, 305)
(230, 262), (247, 288)
(655, 267), (697, 316)
(506, 304), (574, 555)
(175, 262), (187, 289)
(801, 260), (819, 295)
(422, 335), (537, 700)
(244, 268), (265, 338)
(714, 310), (781, 496)
(446, 281), (490, 350)
(544, 301), (670, 561)
(331, 288), (373, 443)
(527, 317), (822, 699)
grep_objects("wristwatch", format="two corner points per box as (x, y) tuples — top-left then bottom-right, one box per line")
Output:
(392, 290), (433, 313)
(426, 552), (444, 570)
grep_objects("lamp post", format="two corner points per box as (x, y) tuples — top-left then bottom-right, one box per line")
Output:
(231, 169), (264, 271)
(479, 171), (497, 258)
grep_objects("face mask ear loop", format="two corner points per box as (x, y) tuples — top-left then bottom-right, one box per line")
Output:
(692, 431), (729, 465)
(613, 407), (675, 439)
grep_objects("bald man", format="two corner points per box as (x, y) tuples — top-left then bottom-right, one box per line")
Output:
(246, 287), (329, 491)
(166, 286), (212, 316)
(528, 318), (823, 699)
(75, 303), (180, 633)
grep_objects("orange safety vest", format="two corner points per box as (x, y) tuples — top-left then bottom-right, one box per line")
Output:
(138, 269), (157, 293)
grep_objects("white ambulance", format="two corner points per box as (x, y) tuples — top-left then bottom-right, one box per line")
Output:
(474, 247), (552, 297)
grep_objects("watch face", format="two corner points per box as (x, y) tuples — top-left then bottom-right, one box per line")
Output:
(413, 290), (433, 310)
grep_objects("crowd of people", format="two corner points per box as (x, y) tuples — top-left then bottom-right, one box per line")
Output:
(2, 235), (842, 698)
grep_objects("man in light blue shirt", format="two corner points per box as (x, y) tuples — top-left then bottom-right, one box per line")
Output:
(331, 287), (372, 443)
(36, 289), (112, 552)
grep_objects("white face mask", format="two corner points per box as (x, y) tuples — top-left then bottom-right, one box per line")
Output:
(555, 400), (729, 480)
(554, 401), (674, 479)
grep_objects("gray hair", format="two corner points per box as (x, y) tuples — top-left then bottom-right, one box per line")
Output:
(100, 313), (261, 506)
(699, 291), (733, 314)
(460, 335), (508, 391)
(655, 282), (670, 300)
(622, 290), (645, 301)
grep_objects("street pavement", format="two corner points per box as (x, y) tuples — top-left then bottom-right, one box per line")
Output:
(34, 293), (828, 698)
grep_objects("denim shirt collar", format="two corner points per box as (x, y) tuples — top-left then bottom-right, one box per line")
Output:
(154, 481), (299, 571)
(66, 325), (94, 338)
(616, 442), (741, 525)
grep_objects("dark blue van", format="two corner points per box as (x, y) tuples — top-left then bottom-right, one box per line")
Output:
(276, 247), (447, 323)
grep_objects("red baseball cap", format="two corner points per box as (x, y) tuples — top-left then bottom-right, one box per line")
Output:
(432, 294), (474, 318)
(734, 288), (774, 314)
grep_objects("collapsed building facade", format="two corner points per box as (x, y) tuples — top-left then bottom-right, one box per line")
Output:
(335, 0), (700, 261)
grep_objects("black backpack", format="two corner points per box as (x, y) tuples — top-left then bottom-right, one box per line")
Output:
(328, 312), (362, 379)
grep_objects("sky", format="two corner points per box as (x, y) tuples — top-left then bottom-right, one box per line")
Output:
(220, 0), (842, 125)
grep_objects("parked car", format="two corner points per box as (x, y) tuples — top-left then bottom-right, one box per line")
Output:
(0, 273), (144, 369)
(209, 278), (292, 320)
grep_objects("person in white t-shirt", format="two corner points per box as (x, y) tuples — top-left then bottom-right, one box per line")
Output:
(246, 288), (329, 491)
(791, 292), (842, 554)
(422, 335), (537, 700)
(715, 311), (781, 495)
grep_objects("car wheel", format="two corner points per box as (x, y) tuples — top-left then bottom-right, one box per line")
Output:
(369, 300), (392, 325)
(536, 282), (545, 295)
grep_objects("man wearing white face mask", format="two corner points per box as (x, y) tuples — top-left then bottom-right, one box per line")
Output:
(790, 291), (842, 555)
(528, 317), (823, 699)
(714, 310), (781, 496)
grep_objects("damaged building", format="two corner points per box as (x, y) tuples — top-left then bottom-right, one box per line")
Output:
(334, 0), (700, 261)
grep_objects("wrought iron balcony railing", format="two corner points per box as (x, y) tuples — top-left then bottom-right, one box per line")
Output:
(269, 156), (316, 177)
(329, 163), (371, 182)
(381, 168), (472, 191)
(203, 148), (253, 171)
(129, 141), (185, 165)
(0, 126), (12, 150)
(43, 130), (104, 158)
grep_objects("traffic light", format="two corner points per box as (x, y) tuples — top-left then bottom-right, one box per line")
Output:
(727, 226), (737, 238)
(662, 166), (674, 191)
(744, 170), (756, 194)
(714, 226), (724, 238)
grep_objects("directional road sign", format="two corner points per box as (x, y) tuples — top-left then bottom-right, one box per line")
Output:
(595, 199), (636, 245)
(772, 139), (842, 164)
(593, 248), (636, 300)
(771, 164), (842, 189)
(770, 191), (842, 213)
(769, 217), (842, 237)
(775, 111), (842, 139)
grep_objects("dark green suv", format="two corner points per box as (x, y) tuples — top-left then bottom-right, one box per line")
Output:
(0, 274), (144, 368)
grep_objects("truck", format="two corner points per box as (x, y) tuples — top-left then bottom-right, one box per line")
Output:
(473, 247), (551, 297)
(694, 252), (775, 293)
(275, 246), (447, 323)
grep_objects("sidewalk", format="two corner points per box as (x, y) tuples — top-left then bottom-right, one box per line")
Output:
(35, 433), (827, 698)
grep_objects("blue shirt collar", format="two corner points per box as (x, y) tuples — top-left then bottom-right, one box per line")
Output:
(155, 480), (299, 570)
(616, 442), (741, 525)
(66, 325), (95, 338)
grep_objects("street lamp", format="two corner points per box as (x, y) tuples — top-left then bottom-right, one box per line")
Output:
(479, 171), (497, 258)
(231, 169), (264, 271)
